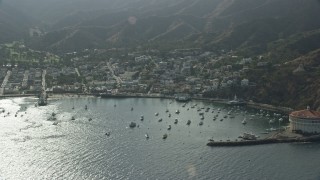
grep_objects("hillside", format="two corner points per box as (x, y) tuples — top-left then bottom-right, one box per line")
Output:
(245, 48), (320, 111)
(18, 0), (320, 54)
(0, 3), (34, 44)
(1, 0), (320, 110)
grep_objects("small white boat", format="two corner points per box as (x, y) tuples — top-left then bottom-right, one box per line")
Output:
(167, 125), (171, 130)
(158, 118), (163, 122)
(240, 132), (259, 140)
(155, 112), (159, 116)
(199, 121), (203, 126)
(175, 110), (180, 114)
(266, 127), (277, 132)
(145, 133), (149, 139)
(140, 115), (144, 121)
(242, 118), (247, 125)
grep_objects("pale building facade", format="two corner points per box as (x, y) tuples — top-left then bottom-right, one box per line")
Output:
(289, 107), (320, 134)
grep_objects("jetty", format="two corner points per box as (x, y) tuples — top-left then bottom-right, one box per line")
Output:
(207, 132), (320, 147)
(38, 70), (47, 106)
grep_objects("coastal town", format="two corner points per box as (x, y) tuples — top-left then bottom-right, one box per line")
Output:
(1, 1), (320, 179)
(2, 41), (320, 144)
(0, 41), (264, 98)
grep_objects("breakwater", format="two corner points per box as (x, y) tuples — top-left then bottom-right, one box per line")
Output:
(247, 101), (293, 113)
(207, 135), (320, 147)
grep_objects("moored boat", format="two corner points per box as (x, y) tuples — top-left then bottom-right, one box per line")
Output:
(163, 134), (168, 139)
(129, 122), (137, 128)
(239, 132), (259, 140)
(174, 118), (178, 124)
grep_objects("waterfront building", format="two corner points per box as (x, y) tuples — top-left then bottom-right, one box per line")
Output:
(289, 107), (320, 134)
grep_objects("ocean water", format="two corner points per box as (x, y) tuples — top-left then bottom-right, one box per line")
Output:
(0, 97), (320, 180)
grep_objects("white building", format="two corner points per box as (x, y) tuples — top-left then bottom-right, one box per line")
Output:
(241, 79), (249, 86)
(289, 107), (320, 134)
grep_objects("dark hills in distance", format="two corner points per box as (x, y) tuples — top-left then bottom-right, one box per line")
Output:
(1, 0), (319, 55)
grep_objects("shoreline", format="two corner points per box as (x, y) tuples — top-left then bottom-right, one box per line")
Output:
(0, 93), (293, 113)
(0, 94), (36, 98)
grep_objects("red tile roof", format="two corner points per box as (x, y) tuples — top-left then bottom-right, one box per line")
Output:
(290, 110), (320, 119)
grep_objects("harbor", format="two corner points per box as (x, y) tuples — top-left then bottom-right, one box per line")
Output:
(0, 96), (320, 179)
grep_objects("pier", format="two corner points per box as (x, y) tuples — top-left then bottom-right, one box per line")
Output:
(38, 70), (47, 106)
(207, 133), (320, 147)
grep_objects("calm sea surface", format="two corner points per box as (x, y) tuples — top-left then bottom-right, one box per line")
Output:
(0, 97), (320, 180)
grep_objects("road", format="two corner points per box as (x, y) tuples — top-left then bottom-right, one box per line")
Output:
(107, 62), (122, 88)
(75, 68), (81, 77)
(0, 70), (11, 95)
